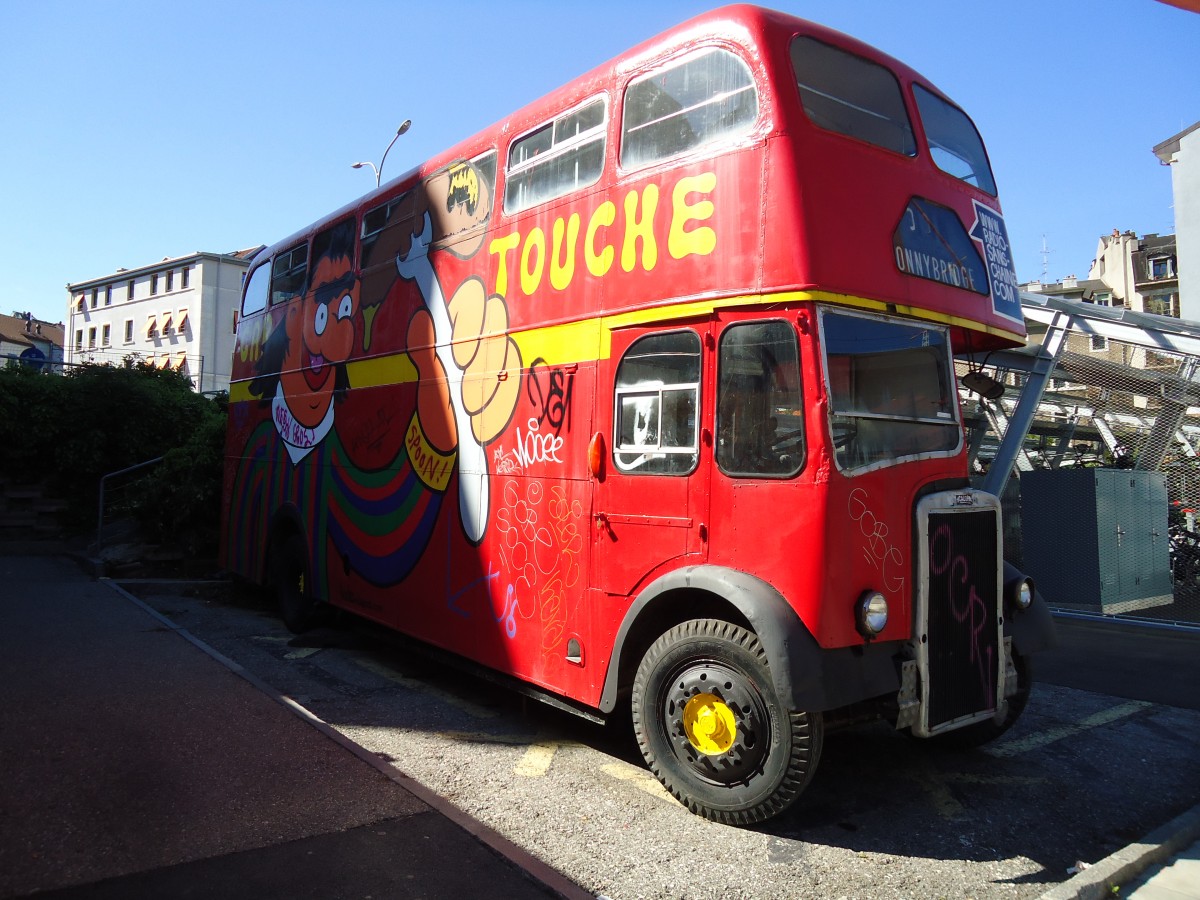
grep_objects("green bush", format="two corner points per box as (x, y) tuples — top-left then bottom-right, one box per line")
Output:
(0, 359), (226, 549)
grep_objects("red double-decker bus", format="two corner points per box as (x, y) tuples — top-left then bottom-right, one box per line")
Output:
(221, 4), (1055, 824)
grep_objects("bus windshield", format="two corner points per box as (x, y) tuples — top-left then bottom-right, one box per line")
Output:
(820, 309), (960, 471)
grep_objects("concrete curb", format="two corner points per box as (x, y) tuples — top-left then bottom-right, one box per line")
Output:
(1038, 803), (1200, 900)
(101, 578), (593, 900)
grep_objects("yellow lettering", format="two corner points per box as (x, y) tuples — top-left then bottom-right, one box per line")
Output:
(520, 227), (546, 297)
(550, 213), (580, 291)
(407, 413), (456, 492)
(621, 185), (659, 273)
(488, 232), (521, 297)
(669, 172), (717, 260)
(585, 201), (616, 278)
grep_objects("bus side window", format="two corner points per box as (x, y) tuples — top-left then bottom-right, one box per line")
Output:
(271, 244), (308, 306)
(505, 98), (606, 214)
(613, 331), (701, 475)
(621, 48), (758, 170)
(241, 263), (270, 317)
(716, 321), (804, 478)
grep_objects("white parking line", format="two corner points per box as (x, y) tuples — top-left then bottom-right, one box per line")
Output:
(986, 700), (1153, 757)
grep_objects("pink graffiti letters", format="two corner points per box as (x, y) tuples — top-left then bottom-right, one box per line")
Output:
(928, 522), (995, 709)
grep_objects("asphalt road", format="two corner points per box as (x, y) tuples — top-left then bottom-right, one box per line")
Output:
(102, 575), (1200, 900)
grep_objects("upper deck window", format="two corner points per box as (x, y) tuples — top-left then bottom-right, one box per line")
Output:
(270, 244), (308, 306)
(791, 36), (915, 156)
(621, 48), (758, 169)
(505, 98), (606, 214)
(912, 85), (997, 196)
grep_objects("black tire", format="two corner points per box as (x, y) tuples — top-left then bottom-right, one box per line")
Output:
(270, 533), (319, 634)
(631, 619), (823, 825)
(934, 650), (1033, 749)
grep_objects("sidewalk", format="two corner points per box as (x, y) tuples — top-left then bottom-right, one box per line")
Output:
(1038, 809), (1200, 900)
(0, 553), (587, 899)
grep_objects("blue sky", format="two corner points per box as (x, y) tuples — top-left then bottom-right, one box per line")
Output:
(2, 0), (1197, 326)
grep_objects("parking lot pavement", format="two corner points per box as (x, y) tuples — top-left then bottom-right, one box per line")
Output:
(0, 553), (582, 900)
(6, 550), (1200, 899)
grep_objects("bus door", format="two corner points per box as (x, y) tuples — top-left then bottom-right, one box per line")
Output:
(591, 326), (711, 597)
(705, 317), (809, 584)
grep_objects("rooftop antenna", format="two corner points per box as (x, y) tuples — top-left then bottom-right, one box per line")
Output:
(1040, 234), (1054, 281)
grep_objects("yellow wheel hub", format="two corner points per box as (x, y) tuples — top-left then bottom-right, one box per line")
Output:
(682, 693), (738, 755)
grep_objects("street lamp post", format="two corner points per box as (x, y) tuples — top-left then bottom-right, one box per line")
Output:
(352, 119), (412, 188)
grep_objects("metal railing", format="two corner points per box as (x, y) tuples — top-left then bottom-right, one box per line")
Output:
(96, 457), (163, 549)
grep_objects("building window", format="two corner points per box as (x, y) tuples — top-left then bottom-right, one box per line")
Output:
(176, 309), (189, 333)
(105, 285), (112, 306)
(161, 310), (174, 335)
(128, 280), (135, 301)
(124, 320), (134, 343)
(1145, 292), (1178, 317)
(1090, 334), (1109, 352)
(166, 270), (174, 292)
(151, 273), (159, 295)
(74, 329), (83, 351)
(90, 288), (98, 309)
(181, 266), (190, 289)
(87, 326), (96, 349)
(1150, 257), (1176, 280)
(101, 324), (111, 347)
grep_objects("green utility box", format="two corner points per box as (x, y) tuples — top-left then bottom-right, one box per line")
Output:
(1020, 468), (1172, 614)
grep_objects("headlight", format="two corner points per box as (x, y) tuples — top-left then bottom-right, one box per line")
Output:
(856, 590), (889, 637)
(1009, 577), (1034, 610)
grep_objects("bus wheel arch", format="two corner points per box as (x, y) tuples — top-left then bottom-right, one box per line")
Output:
(600, 565), (813, 716)
(631, 618), (824, 824)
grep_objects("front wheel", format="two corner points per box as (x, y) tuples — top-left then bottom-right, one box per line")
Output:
(934, 649), (1033, 749)
(631, 619), (823, 825)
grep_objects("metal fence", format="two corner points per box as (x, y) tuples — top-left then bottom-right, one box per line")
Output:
(960, 321), (1200, 628)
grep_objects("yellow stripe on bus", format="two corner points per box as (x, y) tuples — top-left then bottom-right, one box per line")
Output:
(227, 289), (1021, 403)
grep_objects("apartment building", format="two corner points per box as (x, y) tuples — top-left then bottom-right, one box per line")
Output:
(1154, 120), (1199, 318)
(65, 248), (261, 394)
(0, 312), (64, 373)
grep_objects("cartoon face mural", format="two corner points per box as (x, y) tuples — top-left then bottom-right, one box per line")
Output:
(252, 218), (359, 464)
(233, 159), (521, 600)
(278, 250), (358, 428)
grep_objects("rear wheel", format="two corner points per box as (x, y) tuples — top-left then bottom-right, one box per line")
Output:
(631, 619), (823, 825)
(270, 533), (319, 634)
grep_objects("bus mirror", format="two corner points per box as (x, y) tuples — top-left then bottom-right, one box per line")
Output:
(961, 370), (1004, 400)
(588, 432), (606, 480)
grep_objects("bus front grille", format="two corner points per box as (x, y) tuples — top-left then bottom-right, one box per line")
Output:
(922, 507), (1001, 731)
